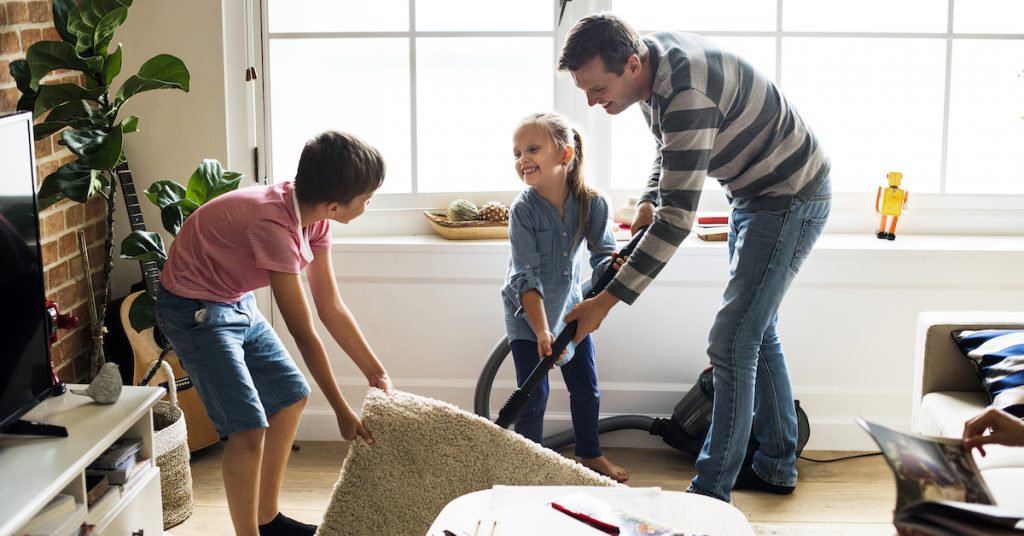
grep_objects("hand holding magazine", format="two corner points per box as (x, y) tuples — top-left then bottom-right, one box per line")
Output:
(858, 418), (1024, 536)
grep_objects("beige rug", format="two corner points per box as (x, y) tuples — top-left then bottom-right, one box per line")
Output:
(317, 389), (618, 536)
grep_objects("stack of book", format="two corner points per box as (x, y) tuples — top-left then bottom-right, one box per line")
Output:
(695, 215), (728, 242)
(86, 438), (148, 487)
(21, 494), (87, 536)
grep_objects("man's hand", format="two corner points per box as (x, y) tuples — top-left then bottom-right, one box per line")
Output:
(564, 291), (619, 344)
(632, 201), (655, 235)
(337, 406), (374, 444)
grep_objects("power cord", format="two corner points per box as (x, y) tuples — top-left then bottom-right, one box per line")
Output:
(799, 451), (882, 463)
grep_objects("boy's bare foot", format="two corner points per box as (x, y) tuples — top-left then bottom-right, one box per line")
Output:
(580, 455), (629, 483)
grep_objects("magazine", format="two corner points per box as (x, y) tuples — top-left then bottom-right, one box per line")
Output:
(857, 418), (1024, 535)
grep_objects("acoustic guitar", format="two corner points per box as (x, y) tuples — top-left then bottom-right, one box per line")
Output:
(116, 163), (220, 452)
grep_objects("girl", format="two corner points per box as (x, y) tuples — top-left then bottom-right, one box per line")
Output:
(501, 112), (628, 482)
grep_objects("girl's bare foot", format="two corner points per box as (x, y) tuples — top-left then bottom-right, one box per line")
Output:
(580, 455), (629, 483)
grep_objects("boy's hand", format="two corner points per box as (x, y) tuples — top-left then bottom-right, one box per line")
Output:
(611, 253), (628, 271)
(536, 330), (568, 362)
(337, 407), (374, 444)
(368, 373), (394, 394)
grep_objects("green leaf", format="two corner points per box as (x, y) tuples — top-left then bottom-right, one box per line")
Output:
(120, 230), (166, 270)
(61, 127), (124, 170)
(10, 60), (34, 96)
(103, 44), (122, 86)
(68, 0), (133, 55)
(127, 291), (156, 332)
(160, 198), (200, 236)
(34, 100), (100, 139)
(185, 159), (243, 205)
(32, 83), (106, 118)
(52, 0), (78, 45)
(143, 179), (186, 209)
(26, 41), (102, 91)
(92, 7), (127, 57)
(38, 160), (105, 206)
(119, 115), (139, 134)
(113, 54), (190, 106)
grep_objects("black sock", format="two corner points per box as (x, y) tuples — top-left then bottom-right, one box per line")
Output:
(258, 512), (317, 536)
(732, 464), (795, 495)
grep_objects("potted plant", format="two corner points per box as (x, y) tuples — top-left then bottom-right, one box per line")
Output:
(9, 0), (190, 377)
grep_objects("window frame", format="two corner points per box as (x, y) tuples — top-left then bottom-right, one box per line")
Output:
(251, 0), (1024, 237)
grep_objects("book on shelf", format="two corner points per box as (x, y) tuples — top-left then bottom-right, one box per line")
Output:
(22, 499), (87, 536)
(858, 418), (1024, 535)
(89, 456), (151, 486)
(23, 494), (75, 530)
(89, 437), (142, 470)
(85, 483), (121, 527)
(119, 458), (155, 497)
(695, 225), (728, 242)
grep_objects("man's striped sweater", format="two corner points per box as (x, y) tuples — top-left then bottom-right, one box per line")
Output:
(606, 31), (831, 305)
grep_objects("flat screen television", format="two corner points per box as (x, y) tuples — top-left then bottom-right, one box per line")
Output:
(0, 111), (65, 436)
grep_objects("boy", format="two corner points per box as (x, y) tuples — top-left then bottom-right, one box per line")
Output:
(155, 131), (393, 536)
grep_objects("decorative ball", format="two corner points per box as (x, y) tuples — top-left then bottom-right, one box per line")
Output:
(478, 201), (509, 222)
(447, 199), (479, 221)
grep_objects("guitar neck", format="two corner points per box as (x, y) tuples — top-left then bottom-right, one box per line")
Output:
(116, 162), (161, 299)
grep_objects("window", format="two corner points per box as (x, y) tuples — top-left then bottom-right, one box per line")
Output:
(257, 0), (1024, 234)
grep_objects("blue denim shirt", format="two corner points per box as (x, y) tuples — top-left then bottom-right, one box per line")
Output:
(501, 188), (616, 349)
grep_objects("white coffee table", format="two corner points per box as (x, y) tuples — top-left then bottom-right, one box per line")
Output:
(427, 485), (754, 535)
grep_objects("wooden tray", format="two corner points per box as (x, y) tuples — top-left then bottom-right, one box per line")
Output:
(423, 211), (508, 240)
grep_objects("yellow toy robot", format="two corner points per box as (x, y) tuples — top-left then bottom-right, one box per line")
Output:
(875, 171), (909, 240)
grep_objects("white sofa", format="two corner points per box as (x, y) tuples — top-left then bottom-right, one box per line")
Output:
(912, 311), (1024, 511)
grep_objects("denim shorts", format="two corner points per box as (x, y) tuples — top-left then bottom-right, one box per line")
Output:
(155, 285), (310, 438)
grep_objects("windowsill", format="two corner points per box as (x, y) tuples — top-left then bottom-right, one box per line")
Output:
(331, 232), (1024, 256)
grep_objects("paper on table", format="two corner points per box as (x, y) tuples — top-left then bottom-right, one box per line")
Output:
(490, 486), (668, 526)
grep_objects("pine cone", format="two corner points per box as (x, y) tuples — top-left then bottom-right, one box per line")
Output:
(478, 201), (509, 222)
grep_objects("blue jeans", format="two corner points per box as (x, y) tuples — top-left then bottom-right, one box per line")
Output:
(155, 285), (310, 438)
(510, 335), (602, 458)
(689, 180), (831, 502)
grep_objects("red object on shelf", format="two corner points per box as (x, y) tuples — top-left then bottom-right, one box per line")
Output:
(697, 216), (729, 225)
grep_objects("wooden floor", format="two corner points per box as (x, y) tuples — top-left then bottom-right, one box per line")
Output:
(170, 442), (898, 535)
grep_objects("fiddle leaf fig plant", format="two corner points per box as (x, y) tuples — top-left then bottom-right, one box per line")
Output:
(9, 0), (190, 377)
(120, 159), (243, 332)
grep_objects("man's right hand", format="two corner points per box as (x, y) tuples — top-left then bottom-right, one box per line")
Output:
(632, 201), (655, 235)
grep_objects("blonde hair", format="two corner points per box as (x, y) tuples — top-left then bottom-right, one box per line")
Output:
(517, 112), (598, 245)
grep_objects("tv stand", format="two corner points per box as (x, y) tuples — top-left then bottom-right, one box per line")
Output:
(4, 419), (68, 437)
(0, 385), (164, 536)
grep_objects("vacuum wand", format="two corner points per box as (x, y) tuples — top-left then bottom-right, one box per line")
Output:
(494, 225), (649, 429)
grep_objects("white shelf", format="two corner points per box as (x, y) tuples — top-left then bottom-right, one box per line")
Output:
(0, 385), (165, 536)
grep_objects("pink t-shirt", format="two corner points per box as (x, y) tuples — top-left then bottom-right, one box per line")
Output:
(161, 181), (331, 303)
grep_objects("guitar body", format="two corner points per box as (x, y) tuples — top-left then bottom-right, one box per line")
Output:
(122, 291), (220, 451)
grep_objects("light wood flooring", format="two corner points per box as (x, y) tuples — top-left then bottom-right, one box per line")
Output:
(170, 442), (899, 535)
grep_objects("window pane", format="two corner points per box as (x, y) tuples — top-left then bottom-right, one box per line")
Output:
(946, 40), (1024, 194)
(953, 0), (1024, 34)
(612, 0), (775, 32)
(416, 0), (552, 31)
(781, 38), (946, 193)
(268, 0), (408, 33)
(783, 0), (947, 33)
(268, 38), (411, 193)
(416, 37), (553, 193)
(610, 36), (776, 190)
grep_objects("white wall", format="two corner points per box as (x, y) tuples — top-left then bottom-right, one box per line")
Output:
(277, 234), (1024, 451)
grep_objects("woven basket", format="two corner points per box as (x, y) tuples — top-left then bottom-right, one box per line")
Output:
(423, 211), (508, 240)
(143, 360), (194, 529)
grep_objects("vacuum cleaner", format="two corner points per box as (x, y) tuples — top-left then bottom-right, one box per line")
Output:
(474, 226), (810, 460)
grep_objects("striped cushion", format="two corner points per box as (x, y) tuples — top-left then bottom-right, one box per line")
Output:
(952, 330), (1024, 418)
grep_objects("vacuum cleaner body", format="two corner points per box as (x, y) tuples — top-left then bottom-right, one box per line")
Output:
(650, 367), (811, 460)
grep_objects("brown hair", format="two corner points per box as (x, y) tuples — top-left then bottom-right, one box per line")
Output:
(518, 112), (598, 245)
(558, 12), (645, 75)
(294, 130), (386, 206)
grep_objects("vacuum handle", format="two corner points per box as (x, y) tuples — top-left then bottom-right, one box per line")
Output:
(585, 225), (648, 300)
(493, 226), (648, 429)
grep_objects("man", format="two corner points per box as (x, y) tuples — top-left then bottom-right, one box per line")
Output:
(560, 13), (832, 502)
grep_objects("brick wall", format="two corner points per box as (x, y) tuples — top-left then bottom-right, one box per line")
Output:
(2, 0), (106, 383)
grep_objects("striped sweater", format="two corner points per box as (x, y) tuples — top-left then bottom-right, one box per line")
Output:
(607, 32), (830, 305)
